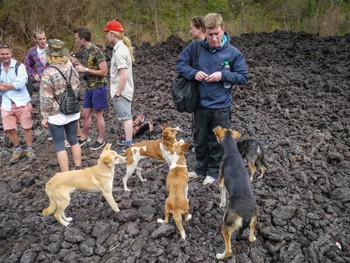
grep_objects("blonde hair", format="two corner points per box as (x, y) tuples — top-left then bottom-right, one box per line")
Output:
(110, 31), (134, 61)
(46, 55), (69, 64)
(204, 13), (224, 29)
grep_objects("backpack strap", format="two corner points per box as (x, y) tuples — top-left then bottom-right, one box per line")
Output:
(50, 65), (72, 84)
(50, 65), (73, 105)
(15, 61), (21, 76)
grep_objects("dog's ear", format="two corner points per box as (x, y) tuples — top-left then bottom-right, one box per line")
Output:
(103, 143), (112, 152)
(232, 130), (241, 140)
(103, 155), (114, 167)
(162, 124), (168, 129)
(173, 126), (182, 132)
(213, 126), (224, 143)
(181, 142), (190, 152)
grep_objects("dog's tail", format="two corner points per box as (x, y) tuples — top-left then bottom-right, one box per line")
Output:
(257, 143), (268, 168)
(173, 212), (186, 239)
(42, 184), (57, 216)
(42, 198), (57, 216)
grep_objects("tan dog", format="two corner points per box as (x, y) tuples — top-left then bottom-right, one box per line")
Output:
(157, 140), (191, 239)
(123, 124), (180, 192)
(42, 144), (126, 226)
(213, 127), (258, 260)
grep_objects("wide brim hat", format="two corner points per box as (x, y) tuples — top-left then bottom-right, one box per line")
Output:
(46, 39), (69, 57)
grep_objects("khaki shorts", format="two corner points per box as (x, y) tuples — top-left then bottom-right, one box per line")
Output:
(112, 96), (132, 121)
(1, 102), (33, 130)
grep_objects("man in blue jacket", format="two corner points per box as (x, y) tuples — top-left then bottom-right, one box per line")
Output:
(176, 13), (248, 185)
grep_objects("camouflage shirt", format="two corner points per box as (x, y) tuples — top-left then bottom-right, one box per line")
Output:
(81, 44), (106, 90)
(40, 63), (80, 117)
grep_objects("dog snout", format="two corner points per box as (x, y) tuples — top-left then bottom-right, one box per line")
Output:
(119, 155), (126, 164)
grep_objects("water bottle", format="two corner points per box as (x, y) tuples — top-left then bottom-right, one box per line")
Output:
(223, 61), (231, 89)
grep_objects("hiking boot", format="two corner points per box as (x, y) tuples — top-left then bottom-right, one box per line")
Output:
(25, 148), (36, 161)
(79, 137), (91, 147)
(10, 150), (24, 164)
(90, 140), (106, 151)
(203, 176), (215, 185)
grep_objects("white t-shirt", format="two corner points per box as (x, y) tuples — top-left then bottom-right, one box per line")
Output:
(109, 40), (134, 101)
(36, 46), (46, 65)
(48, 112), (80, 126)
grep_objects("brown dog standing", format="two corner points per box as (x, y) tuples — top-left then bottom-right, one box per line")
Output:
(213, 126), (258, 260)
(42, 144), (126, 226)
(157, 141), (191, 239)
(123, 125), (180, 192)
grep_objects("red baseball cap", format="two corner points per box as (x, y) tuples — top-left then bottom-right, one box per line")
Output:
(102, 20), (124, 32)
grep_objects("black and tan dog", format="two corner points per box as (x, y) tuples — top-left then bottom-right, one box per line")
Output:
(157, 140), (191, 239)
(213, 126), (258, 260)
(42, 144), (126, 226)
(237, 139), (267, 182)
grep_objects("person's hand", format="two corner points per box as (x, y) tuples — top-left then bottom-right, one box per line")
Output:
(41, 118), (48, 128)
(205, 72), (222, 82)
(195, 71), (208, 81)
(75, 65), (87, 73)
(69, 55), (80, 66)
(34, 74), (40, 82)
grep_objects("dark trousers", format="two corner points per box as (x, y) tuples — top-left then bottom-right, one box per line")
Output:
(193, 107), (231, 179)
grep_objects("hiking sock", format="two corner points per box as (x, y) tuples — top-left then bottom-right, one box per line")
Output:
(14, 145), (22, 151)
(74, 166), (81, 170)
(125, 140), (133, 147)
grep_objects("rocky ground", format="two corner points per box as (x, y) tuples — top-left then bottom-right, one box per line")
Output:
(0, 31), (349, 263)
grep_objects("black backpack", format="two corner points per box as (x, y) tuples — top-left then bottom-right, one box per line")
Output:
(51, 66), (80, 115)
(0, 61), (33, 97)
(171, 41), (201, 113)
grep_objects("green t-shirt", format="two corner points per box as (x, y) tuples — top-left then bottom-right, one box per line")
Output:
(82, 44), (106, 90)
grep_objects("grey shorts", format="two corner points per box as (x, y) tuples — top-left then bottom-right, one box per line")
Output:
(112, 96), (132, 121)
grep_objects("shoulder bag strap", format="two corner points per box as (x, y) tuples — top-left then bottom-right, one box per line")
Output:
(192, 41), (201, 69)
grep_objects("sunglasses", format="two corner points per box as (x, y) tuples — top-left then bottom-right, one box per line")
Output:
(0, 44), (9, 49)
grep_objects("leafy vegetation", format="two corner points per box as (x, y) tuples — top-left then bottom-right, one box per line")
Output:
(0, 0), (349, 59)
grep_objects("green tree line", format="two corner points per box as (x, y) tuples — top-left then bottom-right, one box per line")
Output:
(0, 0), (349, 58)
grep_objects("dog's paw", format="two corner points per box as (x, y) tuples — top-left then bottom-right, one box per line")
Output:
(157, 218), (165, 223)
(216, 253), (225, 260)
(249, 235), (256, 242)
(141, 178), (147, 182)
(65, 217), (73, 222)
(219, 201), (226, 208)
(124, 188), (131, 192)
(60, 221), (70, 227)
(187, 214), (192, 221)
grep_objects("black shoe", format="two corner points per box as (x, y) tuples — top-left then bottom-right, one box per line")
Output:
(79, 137), (91, 147)
(90, 140), (106, 151)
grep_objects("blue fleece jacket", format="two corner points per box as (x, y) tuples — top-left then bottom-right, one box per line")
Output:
(176, 33), (248, 109)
